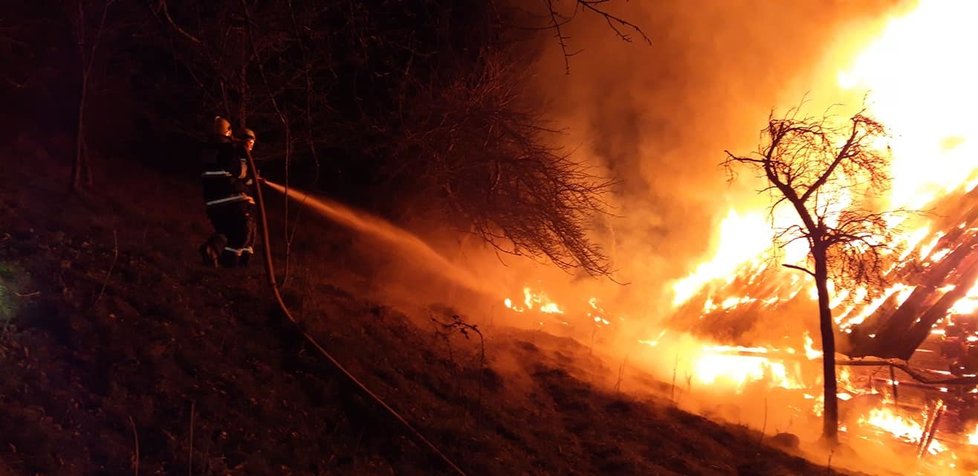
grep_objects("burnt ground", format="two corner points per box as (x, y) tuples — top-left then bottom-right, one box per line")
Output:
(0, 139), (851, 475)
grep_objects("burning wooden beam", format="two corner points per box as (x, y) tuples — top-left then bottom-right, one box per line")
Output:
(848, 232), (978, 358)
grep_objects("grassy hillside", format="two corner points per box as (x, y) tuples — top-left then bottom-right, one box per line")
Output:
(0, 139), (848, 475)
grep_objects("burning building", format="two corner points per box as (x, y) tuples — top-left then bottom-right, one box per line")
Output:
(499, 0), (978, 472)
(657, 0), (978, 470)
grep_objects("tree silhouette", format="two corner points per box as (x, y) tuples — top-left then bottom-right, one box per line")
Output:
(541, 0), (652, 74)
(389, 52), (614, 275)
(723, 106), (897, 444)
(154, 0), (630, 276)
(68, 0), (115, 191)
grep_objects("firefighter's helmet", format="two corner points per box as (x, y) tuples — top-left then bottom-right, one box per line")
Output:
(238, 128), (256, 141)
(213, 116), (232, 137)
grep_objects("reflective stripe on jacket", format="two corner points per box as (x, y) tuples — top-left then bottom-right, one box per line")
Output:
(200, 136), (252, 205)
(205, 193), (254, 208)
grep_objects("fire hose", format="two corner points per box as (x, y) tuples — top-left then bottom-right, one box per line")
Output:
(244, 150), (466, 475)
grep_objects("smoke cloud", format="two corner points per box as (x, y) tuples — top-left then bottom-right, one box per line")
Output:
(525, 0), (905, 324)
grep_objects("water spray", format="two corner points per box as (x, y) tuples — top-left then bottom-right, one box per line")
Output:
(261, 178), (495, 296)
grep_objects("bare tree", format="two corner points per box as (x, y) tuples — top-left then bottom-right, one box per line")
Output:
(390, 52), (614, 276)
(723, 107), (897, 444)
(67, 0), (115, 191)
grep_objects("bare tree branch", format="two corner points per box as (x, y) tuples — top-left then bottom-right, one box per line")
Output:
(578, 0), (651, 45)
(782, 263), (815, 277)
(541, 0), (650, 73)
(542, 0), (578, 74)
(155, 0), (201, 45)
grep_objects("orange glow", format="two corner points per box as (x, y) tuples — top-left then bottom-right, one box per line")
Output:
(949, 281), (978, 316)
(838, 0), (978, 211)
(503, 287), (565, 315)
(523, 287), (564, 314)
(511, 1), (978, 463)
(860, 407), (924, 444)
(687, 344), (805, 392)
(803, 332), (821, 360)
(968, 424), (978, 445)
(611, 3), (978, 470)
(837, 283), (916, 331)
(858, 406), (947, 455)
(502, 288), (622, 330)
(670, 209), (770, 307)
(667, 0), (978, 362)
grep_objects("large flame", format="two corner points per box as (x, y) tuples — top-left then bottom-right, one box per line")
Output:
(859, 406), (948, 455)
(673, 0), (978, 326)
(671, 0), (978, 331)
(496, 0), (978, 469)
(691, 344), (805, 391)
(839, 0), (978, 211)
(670, 209), (771, 306)
(648, 0), (978, 467)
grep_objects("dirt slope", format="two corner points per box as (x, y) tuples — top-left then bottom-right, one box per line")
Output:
(0, 141), (850, 475)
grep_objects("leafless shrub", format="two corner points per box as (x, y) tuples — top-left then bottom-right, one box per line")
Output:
(392, 52), (613, 276)
(430, 313), (487, 421)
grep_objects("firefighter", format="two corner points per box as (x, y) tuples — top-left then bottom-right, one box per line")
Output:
(234, 127), (259, 266)
(198, 116), (256, 268)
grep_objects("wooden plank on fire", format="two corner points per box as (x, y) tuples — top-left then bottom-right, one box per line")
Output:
(849, 232), (978, 358)
(898, 249), (978, 358)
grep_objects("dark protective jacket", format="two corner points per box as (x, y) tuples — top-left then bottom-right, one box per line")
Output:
(200, 136), (254, 207)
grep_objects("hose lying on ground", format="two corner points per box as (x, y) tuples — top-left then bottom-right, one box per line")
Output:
(245, 150), (466, 475)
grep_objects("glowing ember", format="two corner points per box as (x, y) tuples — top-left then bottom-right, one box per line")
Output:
(803, 333), (821, 360)
(968, 424), (978, 445)
(524, 288), (563, 314)
(638, 330), (668, 348)
(858, 406), (947, 455)
(860, 407), (924, 444)
(949, 281), (978, 316)
(503, 287), (565, 315)
(538, 302), (563, 314)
